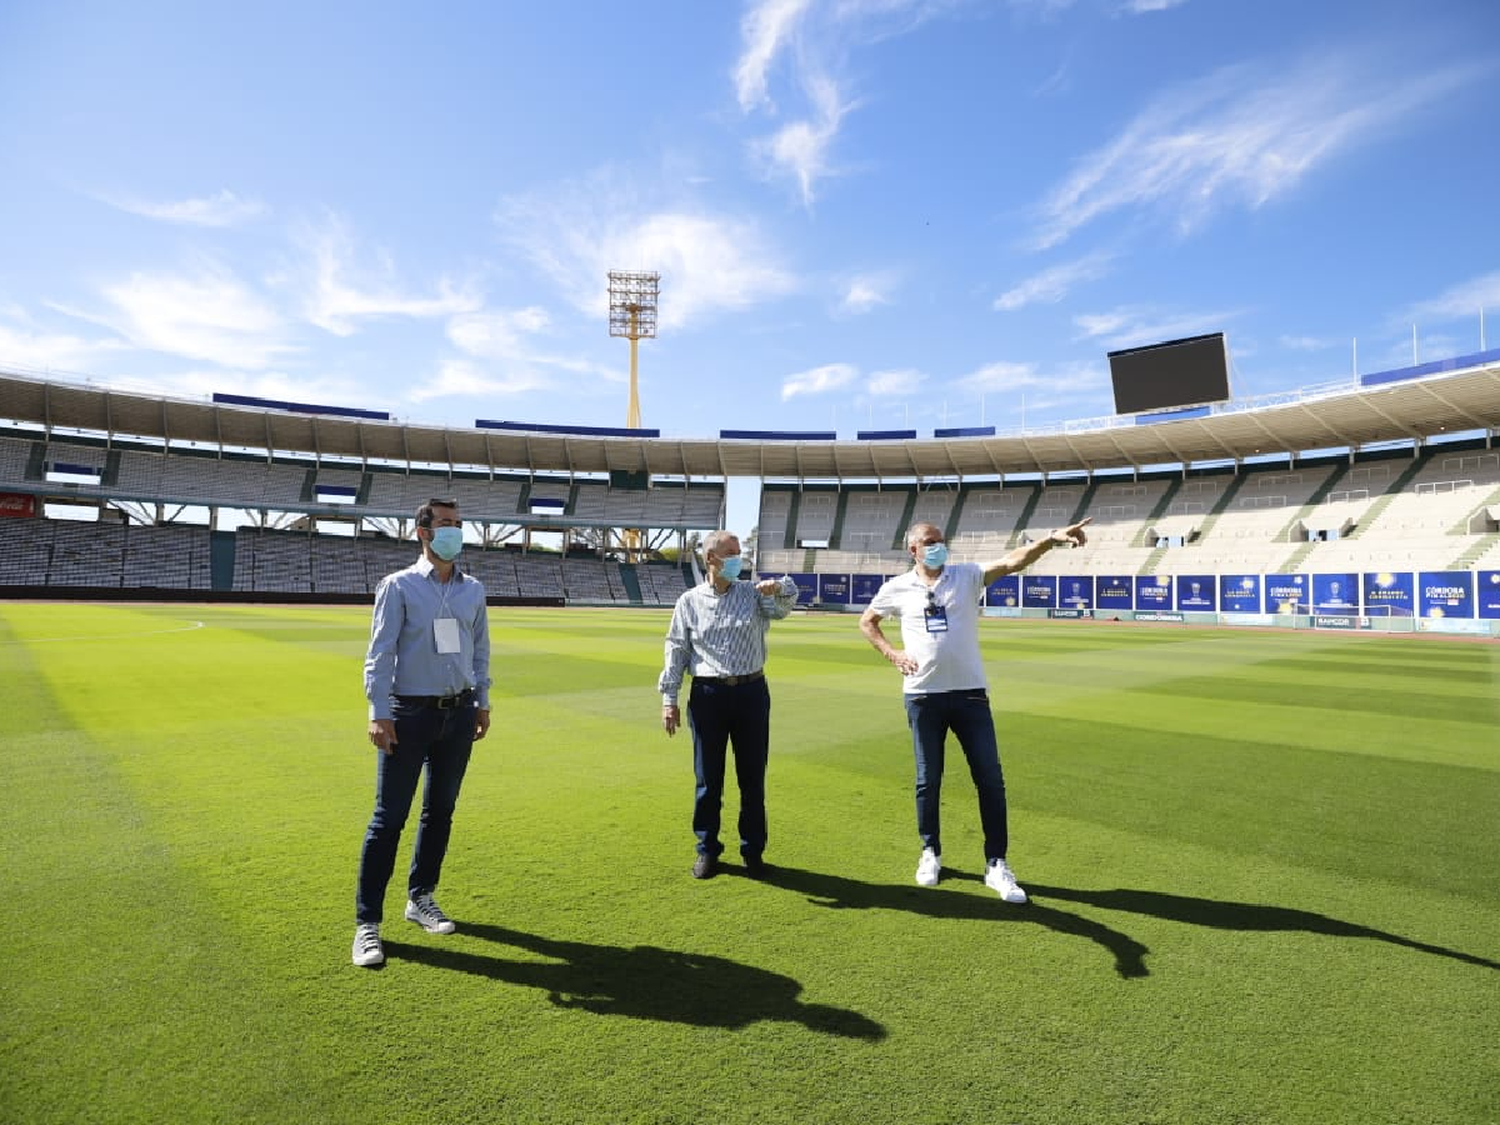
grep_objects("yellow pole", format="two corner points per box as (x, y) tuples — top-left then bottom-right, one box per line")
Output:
(626, 308), (642, 429)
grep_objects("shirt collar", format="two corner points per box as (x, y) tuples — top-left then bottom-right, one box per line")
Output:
(415, 554), (462, 582)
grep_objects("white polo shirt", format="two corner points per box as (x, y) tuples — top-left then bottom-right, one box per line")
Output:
(868, 562), (989, 695)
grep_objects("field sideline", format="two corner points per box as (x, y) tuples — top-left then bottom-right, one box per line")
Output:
(1, 602), (1496, 1125)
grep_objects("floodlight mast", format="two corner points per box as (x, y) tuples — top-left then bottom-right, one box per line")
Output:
(607, 271), (660, 560)
(608, 271), (659, 430)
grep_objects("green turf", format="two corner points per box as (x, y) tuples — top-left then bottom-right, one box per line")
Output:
(1, 603), (1496, 1124)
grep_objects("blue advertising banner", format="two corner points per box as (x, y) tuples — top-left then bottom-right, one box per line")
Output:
(851, 573), (887, 605)
(1176, 575), (1216, 611)
(1362, 571), (1414, 618)
(985, 574), (1020, 608)
(818, 573), (851, 605)
(785, 573), (818, 605)
(1418, 571), (1475, 618)
(1313, 573), (1359, 615)
(1058, 576), (1094, 610)
(1479, 570), (1500, 620)
(1096, 575), (1133, 610)
(1022, 575), (1057, 609)
(1219, 574), (1261, 613)
(1135, 575), (1173, 611)
(1264, 573), (1308, 616)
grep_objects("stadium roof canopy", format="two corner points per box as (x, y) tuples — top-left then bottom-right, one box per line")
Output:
(2, 356), (1497, 481)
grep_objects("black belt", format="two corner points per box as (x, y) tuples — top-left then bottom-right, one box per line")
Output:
(693, 671), (764, 687)
(394, 688), (476, 710)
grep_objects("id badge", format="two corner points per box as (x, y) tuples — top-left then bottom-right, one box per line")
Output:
(923, 606), (949, 634)
(434, 617), (461, 653)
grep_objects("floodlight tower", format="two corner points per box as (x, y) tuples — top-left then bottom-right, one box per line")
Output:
(608, 270), (659, 429)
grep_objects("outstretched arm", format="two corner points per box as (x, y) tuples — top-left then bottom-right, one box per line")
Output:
(981, 517), (1092, 584)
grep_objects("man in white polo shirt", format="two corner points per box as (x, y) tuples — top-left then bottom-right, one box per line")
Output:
(859, 518), (1090, 902)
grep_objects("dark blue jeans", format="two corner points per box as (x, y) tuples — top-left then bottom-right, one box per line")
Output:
(356, 700), (476, 924)
(903, 689), (1009, 861)
(687, 678), (771, 859)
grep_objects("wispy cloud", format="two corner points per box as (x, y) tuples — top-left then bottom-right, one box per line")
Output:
(1072, 305), (1239, 350)
(735, 0), (957, 205)
(1120, 0), (1189, 13)
(781, 361), (857, 399)
(952, 358), (1107, 413)
(295, 215), (480, 337)
(52, 261), (294, 369)
(408, 358), (555, 403)
(839, 271), (895, 314)
(994, 251), (1114, 311)
(1034, 49), (1486, 249)
(496, 171), (799, 331)
(1279, 334), (1336, 351)
(100, 188), (266, 227)
(0, 318), (129, 373)
(867, 367), (925, 396)
(1406, 270), (1500, 324)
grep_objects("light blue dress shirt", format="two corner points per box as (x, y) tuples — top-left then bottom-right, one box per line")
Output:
(657, 576), (799, 706)
(364, 555), (492, 721)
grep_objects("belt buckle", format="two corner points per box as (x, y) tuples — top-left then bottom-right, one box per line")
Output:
(436, 694), (457, 710)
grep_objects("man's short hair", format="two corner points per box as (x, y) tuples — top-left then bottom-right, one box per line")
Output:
(702, 529), (738, 557)
(905, 522), (944, 549)
(415, 498), (459, 528)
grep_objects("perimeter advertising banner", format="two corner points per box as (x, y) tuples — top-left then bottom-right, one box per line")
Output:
(0, 492), (36, 518)
(1264, 573), (1309, 615)
(851, 574), (887, 605)
(1135, 575), (1173, 611)
(1177, 575), (1216, 611)
(1096, 575), (1133, 611)
(1418, 571), (1474, 618)
(785, 573), (818, 605)
(985, 574), (1020, 608)
(1478, 571), (1500, 619)
(1219, 574), (1261, 613)
(1313, 573), (1359, 615)
(1058, 576), (1094, 610)
(817, 573), (851, 605)
(1362, 571), (1414, 617)
(1022, 575), (1056, 609)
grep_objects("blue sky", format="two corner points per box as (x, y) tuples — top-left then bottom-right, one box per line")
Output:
(2, 0), (1497, 534)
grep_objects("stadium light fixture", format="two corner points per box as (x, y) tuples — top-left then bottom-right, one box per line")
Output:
(607, 270), (660, 430)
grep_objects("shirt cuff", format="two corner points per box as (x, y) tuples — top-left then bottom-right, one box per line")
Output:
(662, 693), (679, 708)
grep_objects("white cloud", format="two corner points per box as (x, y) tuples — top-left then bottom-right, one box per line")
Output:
(735, 0), (815, 111)
(1072, 305), (1239, 350)
(1279, 334), (1335, 351)
(1121, 0), (1189, 13)
(0, 319), (128, 373)
(447, 308), (552, 358)
(867, 367), (925, 396)
(52, 262), (294, 369)
(496, 174), (799, 331)
(953, 360), (1042, 394)
(1407, 270), (1500, 324)
(101, 188), (266, 227)
(953, 359), (1107, 412)
(993, 251), (1114, 311)
(408, 358), (554, 403)
(736, 0), (955, 205)
(296, 215), (481, 336)
(1034, 50), (1485, 249)
(839, 272), (895, 314)
(781, 361), (857, 399)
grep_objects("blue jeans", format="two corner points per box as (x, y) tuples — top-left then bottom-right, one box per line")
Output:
(688, 678), (771, 859)
(356, 700), (476, 924)
(903, 689), (1009, 861)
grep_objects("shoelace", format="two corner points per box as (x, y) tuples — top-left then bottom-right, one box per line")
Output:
(412, 896), (448, 922)
(355, 927), (381, 952)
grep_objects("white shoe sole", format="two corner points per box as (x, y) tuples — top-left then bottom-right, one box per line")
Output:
(404, 907), (457, 934)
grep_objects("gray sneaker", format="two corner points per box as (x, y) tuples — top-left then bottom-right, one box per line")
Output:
(404, 893), (457, 934)
(352, 923), (384, 967)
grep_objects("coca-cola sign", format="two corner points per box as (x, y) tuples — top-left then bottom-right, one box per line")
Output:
(0, 492), (37, 518)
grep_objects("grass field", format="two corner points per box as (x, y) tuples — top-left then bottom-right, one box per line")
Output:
(1, 601), (1497, 1125)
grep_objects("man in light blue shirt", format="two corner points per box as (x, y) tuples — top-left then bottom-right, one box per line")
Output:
(659, 530), (799, 880)
(353, 498), (491, 967)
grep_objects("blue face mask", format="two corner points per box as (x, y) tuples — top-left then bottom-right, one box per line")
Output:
(718, 556), (743, 580)
(922, 543), (948, 569)
(429, 526), (464, 562)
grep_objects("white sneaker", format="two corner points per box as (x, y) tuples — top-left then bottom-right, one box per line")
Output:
(914, 848), (942, 887)
(352, 923), (385, 967)
(405, 893), (457, 934)
(984, 858), (1028, 904)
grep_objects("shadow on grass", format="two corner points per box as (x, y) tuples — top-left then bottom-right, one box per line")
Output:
(383, 923), (886, 1040)
(1026, 884), (1500, 974)
(748, 864), (1152, 980)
